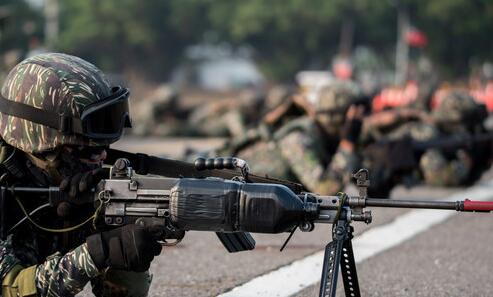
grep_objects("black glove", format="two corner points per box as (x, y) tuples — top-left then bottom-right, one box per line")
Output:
(59, 167), (107, 198)
(341, 117), (362, 144)
(86, 224), (162, 272)
(341, 105), (364, 144)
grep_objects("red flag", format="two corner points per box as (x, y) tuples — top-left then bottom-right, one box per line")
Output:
(405, 28), (428, 48)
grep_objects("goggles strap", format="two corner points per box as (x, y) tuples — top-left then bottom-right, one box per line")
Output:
(0, 95), (83, 135)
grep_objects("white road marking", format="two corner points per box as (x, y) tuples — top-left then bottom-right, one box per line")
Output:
(218, 182), (493, 297)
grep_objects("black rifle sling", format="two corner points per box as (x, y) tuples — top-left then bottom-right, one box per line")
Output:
(106, 148), (306, 194)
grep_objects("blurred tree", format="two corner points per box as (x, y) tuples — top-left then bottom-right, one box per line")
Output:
(53, 0), (493, 82)
(415, 0), (493, 76)
(57, 0), (205, 79)
(202, 0), (394, 80)
(56, 0), (396, 81)
(0, 0), (43, 54)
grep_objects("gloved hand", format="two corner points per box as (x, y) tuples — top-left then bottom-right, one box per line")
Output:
(59, 167), (107, 198)
(341, 105), (364, 144)
(86, 224), (162, 272)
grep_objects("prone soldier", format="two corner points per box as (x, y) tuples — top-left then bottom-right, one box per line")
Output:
(361, 90), (489, 195)
(212, 79), (367, 195)
(420, 90), (489, 186)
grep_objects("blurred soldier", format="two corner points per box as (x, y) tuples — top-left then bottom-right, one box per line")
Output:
(0, 53), (161, 297)
(362, 90), (488, 195)
(187, 89), (264, 137)
(215, 80), (366, 195)
(132, 84), (187, 137)
(420, 90), (488, 186)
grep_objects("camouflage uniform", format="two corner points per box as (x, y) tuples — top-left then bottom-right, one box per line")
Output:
(363, 91), (484, 189)
(187, 90), (263, 138)
(419, 91), (485, 186)
(132, 84), (185, 137)
(0, 53), (151, 297)
(273, 117), (358, 194)
(226, 80), (362, 195)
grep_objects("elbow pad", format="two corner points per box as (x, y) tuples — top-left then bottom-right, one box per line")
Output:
(2, 264), (37, 297)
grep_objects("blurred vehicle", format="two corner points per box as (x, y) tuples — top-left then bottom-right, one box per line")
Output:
(171, 44), (265, 92)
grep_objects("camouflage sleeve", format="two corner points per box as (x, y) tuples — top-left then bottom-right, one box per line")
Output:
(277, 131), (354, 195)
(327, 147), (359, 190)
(419, 149), (472, 186)
(0, 236), (21, 279)
(35, 243), (101, 297)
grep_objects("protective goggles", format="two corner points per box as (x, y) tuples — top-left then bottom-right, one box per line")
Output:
(0, 86), (132, 140)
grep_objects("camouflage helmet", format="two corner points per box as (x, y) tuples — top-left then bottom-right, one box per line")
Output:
(312, 80), (361, 113)
(432, 90), (480, 124)
(0, 53), (131, 153)
(308, 80), (361, 133)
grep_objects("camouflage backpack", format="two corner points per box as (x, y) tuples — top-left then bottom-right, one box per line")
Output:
(0, 53), (129, 153)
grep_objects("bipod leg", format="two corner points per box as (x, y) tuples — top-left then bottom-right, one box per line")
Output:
(340, 226), (361, 297)
(319, 239), (343, 297)
(318, 220), (346, 297)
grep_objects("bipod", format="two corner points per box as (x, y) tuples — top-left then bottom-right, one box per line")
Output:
(319, 219), (360, 297)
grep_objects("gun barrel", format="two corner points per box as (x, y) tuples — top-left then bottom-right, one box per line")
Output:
(363, 198), (493, 212)
(364, 198), (459, 210)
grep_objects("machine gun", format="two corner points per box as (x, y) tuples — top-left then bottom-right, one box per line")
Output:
(5, 157), (493, 297)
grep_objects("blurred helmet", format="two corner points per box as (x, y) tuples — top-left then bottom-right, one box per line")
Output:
(313, 80), (361, 113)
(432, 90), (482, 124)
(0, 53), (131, 153)
(310, 80), (362, 132)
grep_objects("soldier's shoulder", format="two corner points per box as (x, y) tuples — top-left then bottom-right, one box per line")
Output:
(273, 116), (316, 140)
(387, 121), (439, 142)
(0, 236), (21, 278)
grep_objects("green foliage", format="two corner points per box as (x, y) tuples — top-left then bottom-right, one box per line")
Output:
(415, 0), (493, 75)
(0, 0), (43, 53)
(206, 0), (341, 79)
(58, 0), (193, 77)
(43, 0), (493, 81)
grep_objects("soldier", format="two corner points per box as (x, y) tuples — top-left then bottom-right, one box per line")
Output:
(215, 79), (366, 195)
(362, 90), (488, 195)
(360, 106), (439, 196)
(186, 89), (265, 138)
(132, 83), (187, 137)
(0, 53), (161, 297)
(420, 90), (488, 186)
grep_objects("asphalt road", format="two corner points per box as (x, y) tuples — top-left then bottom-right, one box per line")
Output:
(79, 136), (493, 297)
